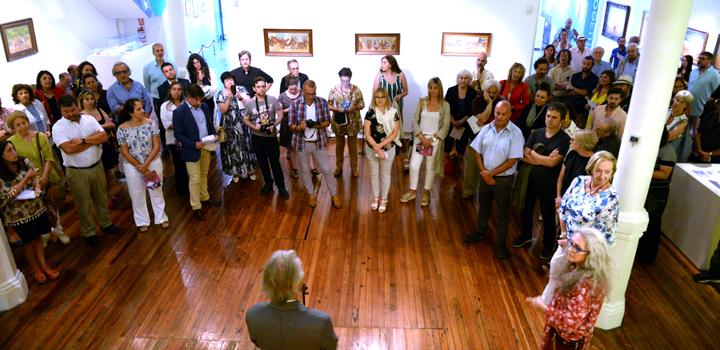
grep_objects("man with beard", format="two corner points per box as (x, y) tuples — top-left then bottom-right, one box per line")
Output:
(231, 50), (274, 98)
(524, 58), (554, 100)
(588, 88), (626, 138)
(568, 56), (599, 126)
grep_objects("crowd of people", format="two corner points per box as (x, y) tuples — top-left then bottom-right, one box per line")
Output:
(2, 24), (720, 347)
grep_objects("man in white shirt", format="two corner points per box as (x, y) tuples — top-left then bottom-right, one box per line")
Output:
(570, 36), (590, 72)
(288, 80), (341, 208)
(52, 96), (119, 246)
(464, 101), (524, 259)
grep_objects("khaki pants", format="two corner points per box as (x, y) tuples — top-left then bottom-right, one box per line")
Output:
(335, 134), (358, 171)
(66, 163), (111, 237)
(463, 146), (480, 197)
(186, 149), (211, 210)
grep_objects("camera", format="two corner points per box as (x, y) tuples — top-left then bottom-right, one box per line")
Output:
(305, 119), (317, 129)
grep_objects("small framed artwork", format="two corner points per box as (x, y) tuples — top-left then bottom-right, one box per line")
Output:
(602, 1), (631, 41)
(1, 18), (38, 62)
(681, 28), (709, 63)
(355, 34), (400, 55)
(714, 35), (720, 69)
(263, 29), (313, 57)
(440, 32), (492, 56)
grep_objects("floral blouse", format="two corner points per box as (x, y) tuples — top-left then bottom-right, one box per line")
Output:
(0, 166), (47, 227)
(558, 175), (619, 245)
(328, 84), (365, 135)
(542, 278), (606, 349)
(116, 120), (160, 163)
(364, 108), (400, 150)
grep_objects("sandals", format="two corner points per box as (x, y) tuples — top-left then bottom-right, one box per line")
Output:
(378, 199), (388, 213)
(43, 267), (60, 280)
(371, 197), (380, 211)
(138, 226), (149, 233)
(160, 221), (171, 229)
(290, 169), (299, 178)
(34, 268), (47, 284)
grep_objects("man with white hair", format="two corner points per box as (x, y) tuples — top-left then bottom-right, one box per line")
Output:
(246, 250), (338, 349)
(615, 43), (640, 80)
(591, 46), (613, 76)
(570, 36), (590, 72)
(470, 52), (495, 92)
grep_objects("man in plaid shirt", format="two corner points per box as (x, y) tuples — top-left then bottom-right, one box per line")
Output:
(288, 80), (342, 208)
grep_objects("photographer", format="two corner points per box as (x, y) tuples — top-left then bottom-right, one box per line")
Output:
(288, 80), (341, 208)
(243, 77), (289, 198)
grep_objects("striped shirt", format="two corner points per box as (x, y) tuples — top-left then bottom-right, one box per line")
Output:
(288, 96), (331, 151)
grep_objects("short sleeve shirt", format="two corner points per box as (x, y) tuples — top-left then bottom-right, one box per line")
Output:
(116, 120), (160, 163)
(365, 108), (400, 150)
(244, 96), (282, 138)
(525, 128), (571, 184)
(470, 121), (525, 176)
(52, 115), (105, 167)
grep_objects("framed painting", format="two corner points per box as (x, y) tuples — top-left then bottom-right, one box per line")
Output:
(1, 18), (38, 62)
(355, 34), (400, 55)
(714, 35), (720, 69)
(263, 29), (313, 57)
(440, 32), (492, 56)
(602, 1), (630, 41)
(681, 28), (708, 63)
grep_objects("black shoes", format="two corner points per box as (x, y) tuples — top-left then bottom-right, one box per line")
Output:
(464, 231), (487, 243)
(260, 184), (273, 195)
(102, 224), (120, 235)
(278, 187), (290, 199)
(511, 236), (532, 248)
(193, 209), (204, 221)
(496, 246), (510, 259)
(202, 199), (221, 207)
(693, 271), (720, 284)
(85, 236), (100, 247)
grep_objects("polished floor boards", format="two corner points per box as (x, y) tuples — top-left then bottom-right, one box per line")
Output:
(1, 142), (719, 349)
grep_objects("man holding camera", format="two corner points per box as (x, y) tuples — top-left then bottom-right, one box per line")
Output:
(243, 77), (289, 198)
(288, 80), (342, 208)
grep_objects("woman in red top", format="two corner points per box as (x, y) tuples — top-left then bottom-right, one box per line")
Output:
(33, 70), (66, 124)
(527, 227), (611, 350)
(499, 63), (530, 123)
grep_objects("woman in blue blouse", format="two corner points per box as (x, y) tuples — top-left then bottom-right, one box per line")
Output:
(540, 150), (619, 304)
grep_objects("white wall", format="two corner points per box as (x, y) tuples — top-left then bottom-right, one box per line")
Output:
(219, 0), (541, 132)
(593, 0), (720, 63)
(0, 0), (116, 104)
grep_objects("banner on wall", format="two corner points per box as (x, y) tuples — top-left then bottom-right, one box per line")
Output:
(583, 0), (600, 46)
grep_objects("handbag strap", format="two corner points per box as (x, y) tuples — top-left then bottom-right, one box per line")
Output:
(35, 132), (44, 165)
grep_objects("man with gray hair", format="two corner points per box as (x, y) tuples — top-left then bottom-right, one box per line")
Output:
(591, 46), (613, 76)
(470, 52), (495, 92)
(615, 43), (640, 79)
(107, 62), (153, 117)
(143, 43), (172, 146)
(594, 118), (621, 158)
(246, 250), (338, 349)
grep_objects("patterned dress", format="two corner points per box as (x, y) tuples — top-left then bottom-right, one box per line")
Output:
(558, 175), (619, 245)
(216, 93), (256, 177)
(380, 73), (404, 117)
(542, 278), (606, 349)
(328, 84), (365, 136)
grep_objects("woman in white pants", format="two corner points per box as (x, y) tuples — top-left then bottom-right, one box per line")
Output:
(364, 88), (401, 213)
(400, 78), (451, 206)
(116, 98), (169, 232)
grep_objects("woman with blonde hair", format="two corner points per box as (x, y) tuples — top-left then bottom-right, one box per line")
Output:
(527, 227), (611, 349)
(665, 90), (694, 160)
(364, 88), (401, 213)
(246, 250), (338, 349)
(499, 63), (531, 123)
(400, 78), (450, 206)
(555, 129), (599, 208)
(537, 150), (619, 306)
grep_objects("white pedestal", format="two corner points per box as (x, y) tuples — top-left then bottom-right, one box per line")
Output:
(0, 222), (28, 311)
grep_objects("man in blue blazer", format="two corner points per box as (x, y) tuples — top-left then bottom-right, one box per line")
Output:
(173, 84), (220, 220)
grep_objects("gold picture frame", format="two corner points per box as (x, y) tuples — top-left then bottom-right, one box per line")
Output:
(263, 29), (313, 57)
(440, 32), (492, 56)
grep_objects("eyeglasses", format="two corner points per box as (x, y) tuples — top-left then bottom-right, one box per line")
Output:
(568, 240), (590, 254)
(114, 70), (129, 75)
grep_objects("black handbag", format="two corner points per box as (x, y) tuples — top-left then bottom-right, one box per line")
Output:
(333, 111), (348, 126)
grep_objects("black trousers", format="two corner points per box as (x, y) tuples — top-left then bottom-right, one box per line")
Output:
(252, 135), (285, 189)
(521, 179), (558, 253)
(475, 176), (514, 248)
(638, 188), (669, 263)
(168, 144), (189, 196)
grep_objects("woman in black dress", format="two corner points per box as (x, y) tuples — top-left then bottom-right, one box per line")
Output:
(186, 53), (216, 113)
(444, 69), (478, 158)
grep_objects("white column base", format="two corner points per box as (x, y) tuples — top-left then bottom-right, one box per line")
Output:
(596, 298), (626, 330)
(0, 269), (28, 311)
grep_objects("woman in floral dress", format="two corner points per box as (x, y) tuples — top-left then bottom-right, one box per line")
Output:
(217, 72), (256, 182)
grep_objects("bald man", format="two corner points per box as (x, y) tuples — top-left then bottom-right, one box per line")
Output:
(470, 52), (495, 92)
(464, 101), (524, 259)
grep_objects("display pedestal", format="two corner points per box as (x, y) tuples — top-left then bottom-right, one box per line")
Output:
(0, 221), (28, 311)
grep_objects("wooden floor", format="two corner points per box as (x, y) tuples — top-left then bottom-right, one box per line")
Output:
(1, 141), (719, 350)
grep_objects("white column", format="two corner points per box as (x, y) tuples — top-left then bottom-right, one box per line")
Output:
(0, 220), (28, 311)
(162, 0), (189, 74)
(596, 0), (693, 330)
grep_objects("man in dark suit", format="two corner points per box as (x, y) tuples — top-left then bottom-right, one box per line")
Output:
(173, 84), (220, 220)
(158, 62), (190, 148)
